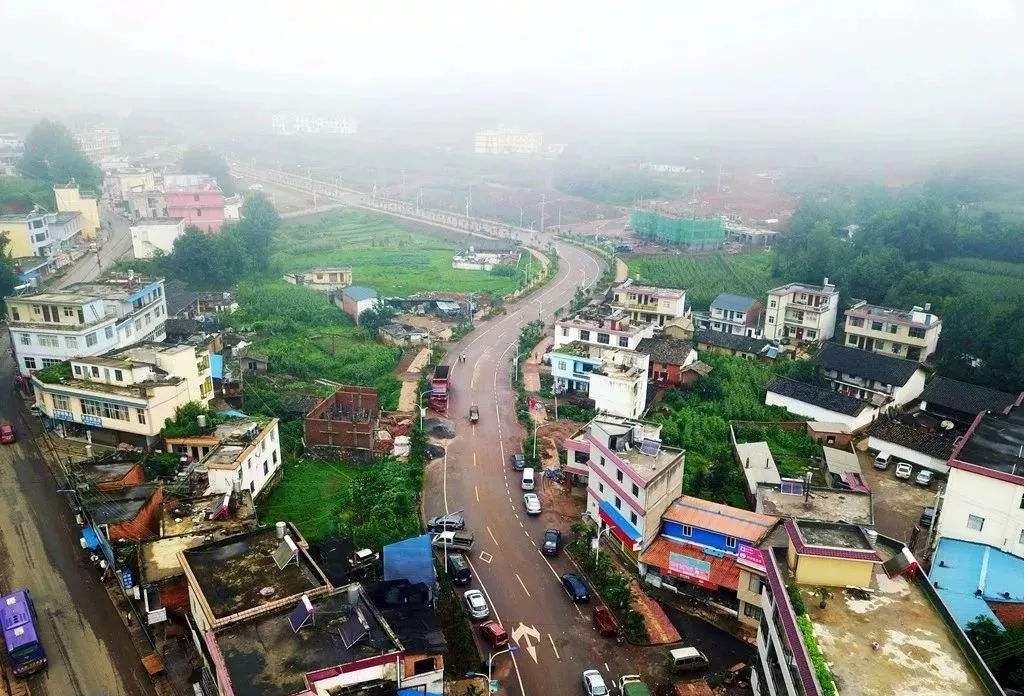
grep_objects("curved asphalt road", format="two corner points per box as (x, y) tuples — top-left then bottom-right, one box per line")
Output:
(424, 240), (647, 695)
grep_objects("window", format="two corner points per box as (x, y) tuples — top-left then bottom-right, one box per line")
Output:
(557, 360), (567, 371)
(90, 366), (99, 378)
(632, 483), (639, 497)
(614, 496), (622, 510)
(19, 334), (30, 346)
(114, 369), (123, 381)
(63, 307), (74, 317)
(104, 326), (114, 340)
(616, 470), (623, 483)
(849, 317), (864, 328)
(53, 395), (70, 410)
(273, 450), (278, 464)
(887, 323), (898, 334)
(871, 321), (883, 331)
(412, 657), (437, 676)
(682, 525), (692, 537)
(909, 327), (926, 339)
(65, 336), (77, 348)
(38, 335), (60, 348)
(744, 602), (763, 620)
(619, 336), (629, 348)
(237, 468), (243, 480)
(725, 536), (737, 549)
(748, 574), (764, 594)
(1020, 529), (1024, 545)
(873, 339), (884, 350)
(562, 327), (569, 336)
(967, 515), (985, 532)
(768, 300), (776, 308)
(263, 461), (269, 476)
(77, 308), (84, 323)
(136, 408), (146, 424)
(73, 365), (82, 375)
(23, 357), (36, 370)
(579, 330), (589, 340)
(597, 333), (610, 345)
(10, 307), (19, 321)
(598, 482), (604, 493)
(630, 511), (638, 526)
(40, 358), (59, 368)
(85, 332), (98, 347)
(847, 335), (857, 345)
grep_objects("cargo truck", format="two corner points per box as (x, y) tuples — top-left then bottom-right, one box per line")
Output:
(429, 364), (450, 412)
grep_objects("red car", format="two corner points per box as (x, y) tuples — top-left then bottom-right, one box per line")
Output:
(479, 621), (509, 649)
(0, 424), (14, 444)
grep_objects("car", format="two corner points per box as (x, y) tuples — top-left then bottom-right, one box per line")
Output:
(523, 493), (541, 515)
(469, 405), (479, 423)
(542, 529), (561, 556)
(427, 512), (465, 532)
(669, 646), (710, 673)
(561, 573), (589, 602)
(0, 424), (14, 444)
(463, 589), (489, 620)
(919, 506), (936, 528)
(582, 669), (609, 696)
(479, 620), (509, 649)
(915, 470), (935, 486)
(447, 554), (472, 585)
(894, 462), (913, 480)
(511, 453), (526, 471)
(873, 452), (891, 470)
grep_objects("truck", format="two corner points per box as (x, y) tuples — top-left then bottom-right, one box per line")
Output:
(619, 675), (652, 696)
(429, 364), (450, 412)
(431, 530), (475, 553)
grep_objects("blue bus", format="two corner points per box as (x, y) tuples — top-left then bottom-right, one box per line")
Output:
(0, 589), (47, 676)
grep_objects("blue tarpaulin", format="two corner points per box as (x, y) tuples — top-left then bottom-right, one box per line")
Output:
(383, 534), (436, 591)
(81, 526), (101, 550)
(209, 353), (224, 379)
(217, 408), (248, 418)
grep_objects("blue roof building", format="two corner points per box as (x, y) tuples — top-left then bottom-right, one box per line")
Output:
(929, 537), (1024, 629)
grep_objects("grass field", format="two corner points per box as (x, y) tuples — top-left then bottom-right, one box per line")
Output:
(626, 252), (777, 308)
(259, 458), (358, 541)
(275, 209), (539, 297)
(933, 257), (1024, 305)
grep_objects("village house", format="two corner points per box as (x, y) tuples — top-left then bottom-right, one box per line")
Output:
(379, 322), (430, 347)
(805, 421), (853, 448)
(929, 537), (1024, 631)
(866, 413), (961, 474)
(765, 377), (879, 432)
(283, 265), (353, 292)
(553, 310), (655, 352)
(918, 376), (1021, 427)
(547, 341), (649, 418)
(32, 342), (213, 447)
(54, 182), (101, 238)
(165, 416), (282, 499)
(583, 416), (685, 554)
(130, 218), (186, 258)
(304, 386), (381, 455)
(764, 278), (839, 343)
(6, 274), (168, 376)
(164, 177), (225, 233)
(123, 188), (168, 220)
(694, 329), (783, 361)
(0, 209), (84, 261)
(634, 336), (706, 387)
(609, 281), (690, 327)
(335, 285), (380, 324)
(85, 484), (164, 543)
(817, 342), (926, 409)
(843, 300), (942, 362)
(695, 293), (764, 337)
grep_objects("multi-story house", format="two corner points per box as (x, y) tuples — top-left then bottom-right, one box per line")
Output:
(610, 281), (690, 327)
(473, 126), (544, 155)
(583, 416), (685, 555)
(0, 210), (83, 259)
(553, 311), (655, 352)
(166, 417), (282, 499)
(54, 182), (101, 239)
(130, 218), (186, 258)
(695, 293), (763, 337)
(764, 279), (839, 342)
(75, 126), (121, 157)
(283, 266), (354, 293)
(843, 301), (942, 362)
(31, 342), (213, 446)
(818, 342), (926, 409)
(123, 188), (168, 220)
(165, 178), (225, 233)
(104, 167), (157, 201)
(6, 275), (168, 375)
(937, 403), (1024, 558)
(548, 342), (649, 418)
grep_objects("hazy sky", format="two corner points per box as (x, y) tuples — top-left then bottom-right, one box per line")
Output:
(2, 1), (1023, 149)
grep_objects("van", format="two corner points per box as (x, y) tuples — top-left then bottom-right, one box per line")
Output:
(669, 647), (709, 674)
(521, 468), (535, 491)
(447, 554), (471, 585)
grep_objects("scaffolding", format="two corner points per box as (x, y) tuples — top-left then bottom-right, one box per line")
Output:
(631, 211), (725, 248)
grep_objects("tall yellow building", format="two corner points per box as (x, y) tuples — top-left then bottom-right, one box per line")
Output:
(54, 183), (100, 239)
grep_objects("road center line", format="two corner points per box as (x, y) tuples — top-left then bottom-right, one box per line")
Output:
(475, 485), (479, 502)
(514, 573), (532, 597)
(442, 448), (449, 514)
(548, 633), (560, 660)
(487, 526), (499, 546)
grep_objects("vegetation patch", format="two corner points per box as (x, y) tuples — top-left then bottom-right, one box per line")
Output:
(567, 522), (647, 643)
(258, 457), (360, 541)
(626, 251), (777, 309)
(796, 614), (838, 696)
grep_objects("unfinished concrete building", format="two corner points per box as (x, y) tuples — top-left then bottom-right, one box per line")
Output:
(303, 386), (380, 454)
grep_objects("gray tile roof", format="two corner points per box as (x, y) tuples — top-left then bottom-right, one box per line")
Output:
(818, 342), (920, 386)
(920, 377), (1020, 417)
(695, 329), (774, 356)
(341, 285), (378, 301)
(767, 377), (866, 417)
(866, 418), (957, 459)
(711, 293), (758, 313)
(635, 337), (694, 365)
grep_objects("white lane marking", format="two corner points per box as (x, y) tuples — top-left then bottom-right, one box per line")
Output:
(473, 452), (477, 467)
(467, 558), (502, 624)
(548, 633), (560, 660)
(537, 550), (562, 580)
(604, 663), (610, 672)
(475, 485), (479, 502)
(479, 551), (493, 564)
(487, 526), (499, 546)
(514, 573), (532, 597)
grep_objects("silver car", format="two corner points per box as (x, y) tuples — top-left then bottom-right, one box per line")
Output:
(523, 493), (542, 515)
(582, 669), (608, 696)
(463, 589), (489, 620)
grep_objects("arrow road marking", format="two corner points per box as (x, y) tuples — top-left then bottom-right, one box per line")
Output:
(510, 622), (540, 663)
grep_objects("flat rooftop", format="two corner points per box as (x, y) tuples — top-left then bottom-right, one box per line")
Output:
(161, 491), (256, 538)
(845, 302), (939, 327)
(182, 525), (329, 621)
(802, 567), (985, 696)
(756, 485), (873, 525)
(951, 405), (1024, 480)
(551, 340), (593, 358)
(591, 418), (684, 484)
(211, 586), (400, 696)
(929, 537), (1025, 629)
(794, 519), (872, 550)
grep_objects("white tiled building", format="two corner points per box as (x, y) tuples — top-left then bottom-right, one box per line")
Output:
(473, 127), (544, 155)
(130, 218), (186, 258)
(764, 279), (839, 342)
(166, 418), (283, 499)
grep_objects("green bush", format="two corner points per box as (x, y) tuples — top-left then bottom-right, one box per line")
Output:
(162, 402), (224, 437)
(797, 614), (838, 696)
(786, 583), (807, 616)
(436, 564), (482, 677)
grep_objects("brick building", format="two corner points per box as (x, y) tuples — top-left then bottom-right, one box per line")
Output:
(304, 386), (381, 454)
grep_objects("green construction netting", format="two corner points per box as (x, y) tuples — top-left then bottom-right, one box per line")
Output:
(630, 211), (725, 246)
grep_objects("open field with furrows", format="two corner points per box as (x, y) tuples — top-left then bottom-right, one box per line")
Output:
(626, 251), (778, 308)
(273, 209), (540, 297)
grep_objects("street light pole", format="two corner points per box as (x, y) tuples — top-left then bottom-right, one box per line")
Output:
(595, 524), (612, 563)
(418, 389), (432, 431)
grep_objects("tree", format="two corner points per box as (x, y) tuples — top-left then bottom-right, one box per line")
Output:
(965, 616), (1023, 689)
(0, 234), (18, 309)
(358, 304), (397, 334)
(18, 120), (101, 194)
(0, 176), (54, 213)
(236, 194), (280, 270)
(179, 147), (234, 194)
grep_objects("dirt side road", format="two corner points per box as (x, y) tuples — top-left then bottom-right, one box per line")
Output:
(0, 335), (156, 696)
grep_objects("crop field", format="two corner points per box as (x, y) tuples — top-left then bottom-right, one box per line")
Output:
(274, 210), (538, 297)
(626, 251), (777, 308)
(259, 457), (359, 541)
(934, 257), (1024, 305)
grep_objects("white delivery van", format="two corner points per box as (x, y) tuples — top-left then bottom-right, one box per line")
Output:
(521, 467), (535, 491)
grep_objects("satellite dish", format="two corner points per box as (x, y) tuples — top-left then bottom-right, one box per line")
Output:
(940, 420), (954, 431)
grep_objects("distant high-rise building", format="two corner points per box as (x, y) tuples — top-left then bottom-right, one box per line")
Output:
(271, 112), (357, 136)
(473, 126), (543, 155)
(75, 126), (121, 156)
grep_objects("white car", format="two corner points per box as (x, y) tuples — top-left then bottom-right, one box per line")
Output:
(523, 493), (542, 515)
(463, 589), (489, 620)
(895, 462), (913, 480)
(915, 470), (934, 486)
(582, 669), (608, 696)
(873, 452), (890, 470)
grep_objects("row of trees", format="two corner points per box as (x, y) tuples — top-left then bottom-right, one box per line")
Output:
(773, 181), (1023, 390)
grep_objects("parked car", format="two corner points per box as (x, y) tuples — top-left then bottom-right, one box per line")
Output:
(669, 646), (709, 673)
(894, 462), (913, 480)
(915, 470), (934, 486)
(431, 531), (475, 553)
(592, 605), (618, 637)
(582, 669), (609, 696)
(523, 493), (542, 515)
(447, 554), (472, 585)
(542, 529), (561, 556)
(919, 506), (936, 528)
(0, 424), (14, 444)
(511, 453), (526, 471)
(561, 573), (589, 602)
(463, 589), (489, 620)
(479, 620), (509, 649)
(469, 405), (479, 423)
(427, 512), (465, 532)
(618, 676), (653, 696)
(873, 452), (891, 470)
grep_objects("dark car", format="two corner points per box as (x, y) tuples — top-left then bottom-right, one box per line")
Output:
(561, 573), (589, 602)
(511, 453), (526, 471)
(447, 554), (472, 585)
(427, 512), (465, 533)
(919, 506), (936, 528)
(542, 529), (561, 556)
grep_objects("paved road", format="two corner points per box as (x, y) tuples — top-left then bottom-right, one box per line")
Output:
(425, 239), (658, 695)
(53, 206), (133, 289)
(0, 333), (156, 696)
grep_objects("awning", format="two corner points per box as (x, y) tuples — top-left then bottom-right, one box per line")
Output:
(81, 526), (101, 551)
(598, 500), (642, 546)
